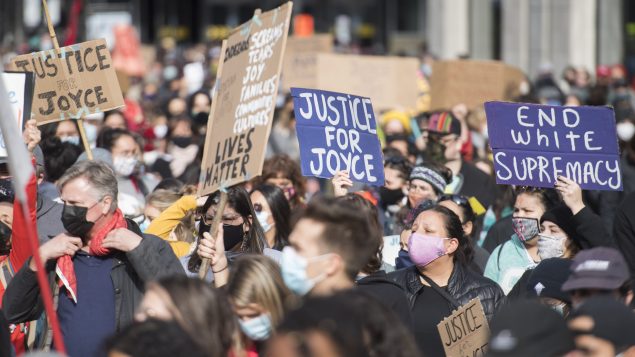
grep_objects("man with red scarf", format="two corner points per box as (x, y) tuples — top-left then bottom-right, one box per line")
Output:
(2, 160), (184, 357)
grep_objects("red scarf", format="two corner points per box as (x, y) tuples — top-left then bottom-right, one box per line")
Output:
(56, 209), (127, 303)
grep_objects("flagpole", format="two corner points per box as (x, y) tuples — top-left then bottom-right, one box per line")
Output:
(198, 191), (228, 280)
(41, 0), (94, 160)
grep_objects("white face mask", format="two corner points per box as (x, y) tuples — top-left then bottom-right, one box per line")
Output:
(153, 124), (168, 139)
(537, 233), (567, 259)
(84, 124), (99, 145)
(60, 135), (80, 146)
(617, 121), (635, 142)
(255, 210), (274, 233)
(113, 156), (138, 177)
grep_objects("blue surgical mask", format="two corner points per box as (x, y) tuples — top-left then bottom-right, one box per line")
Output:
(256, 210), (273, 233)
(138, 219), (150, 233)
(238, 314), (272, 341)
(280, 247), (329, 296)
(551, 303), (566, 316)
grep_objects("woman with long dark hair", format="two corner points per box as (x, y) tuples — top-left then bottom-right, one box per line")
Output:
(190, 186), (266, 279)
(388, 204), (504, 357)
(250, 184), (291, 250)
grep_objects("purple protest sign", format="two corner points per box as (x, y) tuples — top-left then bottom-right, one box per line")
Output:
(484, 101), (622, 191)
(291, 87), (385, 186)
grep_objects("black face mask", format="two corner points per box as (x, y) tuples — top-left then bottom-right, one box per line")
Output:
(172, 136), (193, 148)
(379, 187), (404, 207)
(0, 221), (12, 256)
(198, 221), (245, 251)
(222, 223), (244, 251)
(62, 204), (95, 239)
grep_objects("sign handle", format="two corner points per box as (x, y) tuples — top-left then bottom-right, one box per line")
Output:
(42, 0), (94, 158)
(198, 191), (229, 280)
(77, 120), (94, 160)
(42, 0), (59, 51)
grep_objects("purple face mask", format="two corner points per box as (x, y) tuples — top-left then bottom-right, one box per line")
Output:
(407, 233), (448, 267)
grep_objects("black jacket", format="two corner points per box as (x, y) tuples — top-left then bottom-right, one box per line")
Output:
(482, 216), (514, 253)
(387, 262), (505, 320)
(458, 162), (499, 209)
(356, 271), (414, 332)
(2, 226), (185, 348)
(614, 193), (635, 278)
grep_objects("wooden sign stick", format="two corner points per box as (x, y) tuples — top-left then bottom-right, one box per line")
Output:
(198, 191), (229, 280)
(42, 0), (94, 160)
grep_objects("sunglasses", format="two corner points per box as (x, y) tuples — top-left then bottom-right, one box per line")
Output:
(438, 194), (469, 207)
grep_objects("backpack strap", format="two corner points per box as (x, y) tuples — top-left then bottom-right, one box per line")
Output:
(418, 272), (461, 310)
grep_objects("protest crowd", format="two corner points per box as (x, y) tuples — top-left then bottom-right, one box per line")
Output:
(2, 2), (635, 357)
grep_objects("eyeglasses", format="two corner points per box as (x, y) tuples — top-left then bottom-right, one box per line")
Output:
(438, 194), (469, 207)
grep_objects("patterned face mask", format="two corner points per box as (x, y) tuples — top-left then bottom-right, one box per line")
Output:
(512, 217), (540, 242)
(537, 234), (567, 259)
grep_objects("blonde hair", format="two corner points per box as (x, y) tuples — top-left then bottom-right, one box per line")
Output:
(227, 255), (293, 326)
(146, 189), (182, 212)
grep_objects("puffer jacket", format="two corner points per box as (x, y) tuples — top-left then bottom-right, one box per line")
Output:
(387, 262), (505, 320)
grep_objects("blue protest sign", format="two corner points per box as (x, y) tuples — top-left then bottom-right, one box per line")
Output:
(484, 101), (622, 191)
(291, 87), (385, 185)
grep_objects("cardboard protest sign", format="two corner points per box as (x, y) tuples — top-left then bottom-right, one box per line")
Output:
(431, 60), (525, 111)
(437, 298), (490, 357)
(281, 34), (333, 91)
(314, 53), (419, 111)
(291, 87), (385, 185)
(0, 72), (34, 157)
(9, 39), (124, 125)
(198, 3), (293, 197)
(485, 101), (622, 191)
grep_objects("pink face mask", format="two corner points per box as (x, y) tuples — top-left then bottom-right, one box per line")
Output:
(407, 233), (448, 267)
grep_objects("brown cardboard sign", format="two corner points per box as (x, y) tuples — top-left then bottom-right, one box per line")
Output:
(430, 60), (525, 111)
(314, 53), (419, 111)
(198, 2), (293, 197)
(437, 298), (490, 357)
(9, 39), (124, 125)
(281, 34), (333, 91)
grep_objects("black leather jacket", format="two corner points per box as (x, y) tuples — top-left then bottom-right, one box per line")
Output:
(387, 262), (505, 320)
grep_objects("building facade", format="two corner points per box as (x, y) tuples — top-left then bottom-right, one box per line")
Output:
(2, 0), (632, 79)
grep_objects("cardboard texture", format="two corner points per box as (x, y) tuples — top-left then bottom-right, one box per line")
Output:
(430, 60), (525, 111)
(198, 2), (293, 197)
(437, 298), (490, 357)
(281, 34), (333, 91)
(313, 53), (419, 111)
(9, 39), (124, 125)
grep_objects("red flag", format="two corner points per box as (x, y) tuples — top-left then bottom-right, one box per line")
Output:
(63, 0), (83, 46)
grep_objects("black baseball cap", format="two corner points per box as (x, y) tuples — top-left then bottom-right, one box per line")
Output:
(487, 300), (575, 357)
(526, 258), (572, 303)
